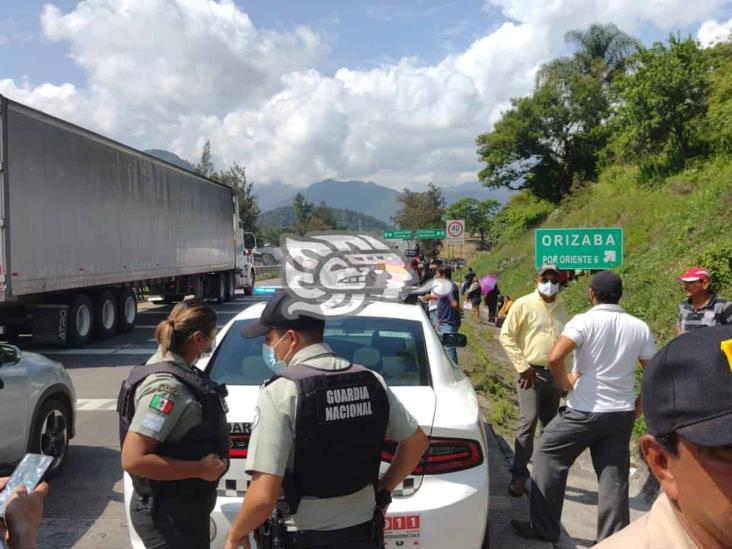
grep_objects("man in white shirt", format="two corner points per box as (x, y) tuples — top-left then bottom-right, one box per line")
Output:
(511, 271), (656, 544)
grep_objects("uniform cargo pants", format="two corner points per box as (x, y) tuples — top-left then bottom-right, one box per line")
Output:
(130, 489), (217, 549)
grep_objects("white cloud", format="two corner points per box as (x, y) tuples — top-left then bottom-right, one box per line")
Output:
(698, 17), (732, 46)
(1, 0), (730, 191)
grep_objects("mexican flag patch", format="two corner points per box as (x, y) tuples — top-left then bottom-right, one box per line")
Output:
(150, 394), (174, 414)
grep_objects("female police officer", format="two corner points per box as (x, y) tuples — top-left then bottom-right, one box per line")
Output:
(119, 300), (229, 548)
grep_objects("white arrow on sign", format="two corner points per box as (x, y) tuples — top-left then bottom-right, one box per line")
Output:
(604, 250), (617, 263)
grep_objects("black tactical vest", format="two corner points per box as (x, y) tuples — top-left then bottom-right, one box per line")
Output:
(268, 363), (390, 513)
(117, 361), (230, 496)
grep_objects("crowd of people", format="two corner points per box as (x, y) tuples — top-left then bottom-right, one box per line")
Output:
(497, 264), (731, 546)
(2, 257), (730, 549)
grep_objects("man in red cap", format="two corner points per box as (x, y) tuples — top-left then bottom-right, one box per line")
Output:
(676, 266), (732, 335)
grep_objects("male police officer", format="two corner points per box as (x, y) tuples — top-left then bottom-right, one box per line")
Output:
(225, 292), (429, 549)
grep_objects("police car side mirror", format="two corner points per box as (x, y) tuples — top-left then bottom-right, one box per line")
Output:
(441, 333), (467, 348)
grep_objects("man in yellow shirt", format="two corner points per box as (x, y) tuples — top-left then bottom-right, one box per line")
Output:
(499, 265), (567, 497)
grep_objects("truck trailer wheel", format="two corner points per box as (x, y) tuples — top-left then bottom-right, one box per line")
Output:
(224, 272), (234, 302)
(116, 288), (137, 332)
(215, 273), (226, 304)
(93, 290), (117, 338)
(67, 293), (94, 346)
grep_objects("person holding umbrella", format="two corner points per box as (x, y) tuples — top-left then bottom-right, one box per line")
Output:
(480, 274), (500, 324)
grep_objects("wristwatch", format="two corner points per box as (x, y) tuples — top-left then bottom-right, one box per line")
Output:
(375, 487), (392, 509)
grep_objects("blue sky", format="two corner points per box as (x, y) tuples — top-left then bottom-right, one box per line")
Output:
(2, 1), (732, 189)
(4, 0), (506, 84)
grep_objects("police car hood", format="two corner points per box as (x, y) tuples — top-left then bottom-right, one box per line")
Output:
(224, 384), (436, 493)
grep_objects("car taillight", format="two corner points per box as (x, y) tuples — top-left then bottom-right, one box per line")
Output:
(230, 434), (250, 459)
(381, 437), (483, 475)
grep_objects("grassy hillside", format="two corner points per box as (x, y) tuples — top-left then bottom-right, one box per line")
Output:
(470, 157), (732, 345)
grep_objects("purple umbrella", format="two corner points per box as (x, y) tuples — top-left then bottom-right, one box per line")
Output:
(479, 274), (498, 296)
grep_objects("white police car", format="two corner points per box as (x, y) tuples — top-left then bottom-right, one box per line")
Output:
(198, 297), (490, 549)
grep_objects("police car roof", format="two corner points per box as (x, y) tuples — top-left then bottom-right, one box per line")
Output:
(232, 298), (425, 324)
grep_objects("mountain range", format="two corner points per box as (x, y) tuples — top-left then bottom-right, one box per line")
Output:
(257, 179), (513, 224)
(144, 150), (513, 224)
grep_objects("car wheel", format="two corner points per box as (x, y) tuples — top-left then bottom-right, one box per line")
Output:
(116, 288), (137, 332)
(67, 293), (94, 346)
(93, 290), (118, 338)
(29, 398), (71, 477)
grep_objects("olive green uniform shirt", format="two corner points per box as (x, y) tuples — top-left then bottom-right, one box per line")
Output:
(127, 351), (203, 443)
(245, 343), (419, 531)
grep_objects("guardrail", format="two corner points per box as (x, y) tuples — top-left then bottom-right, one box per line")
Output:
(254, 264), (282, 281)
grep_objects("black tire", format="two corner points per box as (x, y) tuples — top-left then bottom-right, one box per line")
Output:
(67, 293), (94, 346)
(93, 290), (118, 339)
(215, 273), (226, 304)
(116, 288), (137, 332)
(224, 272), (235, 302)
(28, 398), (71, 477)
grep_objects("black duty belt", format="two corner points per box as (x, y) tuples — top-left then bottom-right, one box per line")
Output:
(287, 519), (375, 548)
(530, 364), (547, 369)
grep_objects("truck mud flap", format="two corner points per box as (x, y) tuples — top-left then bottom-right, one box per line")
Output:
(29, 304), (68, 344)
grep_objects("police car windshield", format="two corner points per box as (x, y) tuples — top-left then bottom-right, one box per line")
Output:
(207, 317), (430, 387)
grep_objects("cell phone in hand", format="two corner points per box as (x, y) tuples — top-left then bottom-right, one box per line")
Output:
(0, 454), (53, 519)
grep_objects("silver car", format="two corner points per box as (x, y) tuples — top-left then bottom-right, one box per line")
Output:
(0, 343), (76, 476)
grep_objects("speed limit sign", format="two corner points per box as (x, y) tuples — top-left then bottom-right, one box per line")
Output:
(446, 219), (465, 243)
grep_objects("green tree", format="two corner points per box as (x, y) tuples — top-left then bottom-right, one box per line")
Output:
(195, 140), (215, 177)
(607, 36), (711, 179)
(446, 197), (500, 248)
(705, 41), (732, 153)
(394, 183), (446, 258)
(478, 23), (639, 203)
(309, 201), (338, 231)
(292, 193), (314, 235)
(212, 164), (260, 235)
(477, 73), (608, 202)
(537, 23), (641, 85)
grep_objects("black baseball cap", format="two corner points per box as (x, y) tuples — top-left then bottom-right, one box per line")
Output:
(240, 291), (325, 338)
(537, 264), (559, 277)
(642, 325), (732, 447)
(590, 270), (622, 295)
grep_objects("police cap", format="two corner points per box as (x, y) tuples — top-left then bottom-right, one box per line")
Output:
(240, 291), (325, 338)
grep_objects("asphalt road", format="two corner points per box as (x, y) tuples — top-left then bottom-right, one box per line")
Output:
(17, 290), (273, 548)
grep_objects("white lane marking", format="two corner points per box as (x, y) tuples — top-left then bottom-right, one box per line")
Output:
(42, 348), (157, 355)
(77, 398), (117, 411)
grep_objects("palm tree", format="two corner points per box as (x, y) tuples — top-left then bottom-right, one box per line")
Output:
(537, 23), (641, 86)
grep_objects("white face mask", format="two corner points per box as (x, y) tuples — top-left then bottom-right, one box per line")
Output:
(538, 281), (559, 297)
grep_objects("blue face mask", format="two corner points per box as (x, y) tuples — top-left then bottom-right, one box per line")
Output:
(262, 332), (289, 372)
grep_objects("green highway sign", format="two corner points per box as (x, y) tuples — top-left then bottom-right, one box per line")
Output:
(535, 227), (623, 270)
(383, 229), (414, 240)
(415, 228), (446, 239)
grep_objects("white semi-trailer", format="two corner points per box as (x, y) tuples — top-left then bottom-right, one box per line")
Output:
(0, 95), (255, 346)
